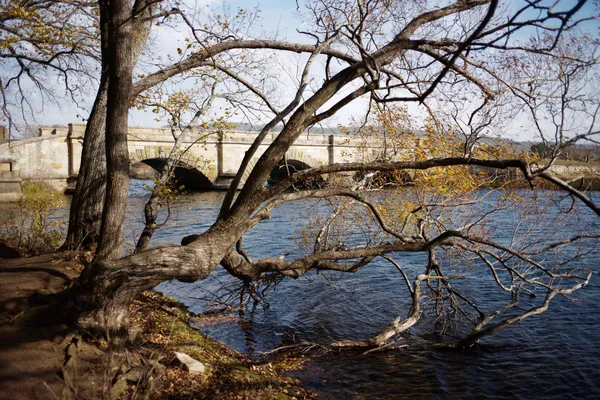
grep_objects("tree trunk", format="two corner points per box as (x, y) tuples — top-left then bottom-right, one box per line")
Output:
(63, 78), (108, 250)
(94, 0), (134, 260)
(134, 171), (166, 252)
(63, 1), (151, 252)
(62, 3), (110, 251)
(61, 219), (244, 340)
(63, 242), (217, 339)
(135, 200), (159, 252)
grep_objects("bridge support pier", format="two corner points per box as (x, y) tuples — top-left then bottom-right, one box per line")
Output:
(0, 171), (22, 201)
(328, 134), (335, 165)
(217, 131), (224, 177)
(0, 140), (21, 200)
(67, 123), (86, 176)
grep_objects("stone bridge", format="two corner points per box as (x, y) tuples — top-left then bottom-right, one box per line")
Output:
(0, 124), (382, 201)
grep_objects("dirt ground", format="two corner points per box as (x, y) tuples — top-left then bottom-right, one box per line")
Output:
(0, 254), (82, 400)
(0, 254), (313, 400)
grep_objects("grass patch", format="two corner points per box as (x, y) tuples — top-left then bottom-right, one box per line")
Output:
(552, 159), (600, 167)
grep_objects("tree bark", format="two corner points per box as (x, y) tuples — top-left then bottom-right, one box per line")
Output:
(94, 0), (133, 260)
(134, 168), (167, 252)
(64, 0), (151, 252)
(63, 76), (108, 250)
(61, 218), (245, 339)
(63, 242), (217, 339)
(62, 2), (110, 251)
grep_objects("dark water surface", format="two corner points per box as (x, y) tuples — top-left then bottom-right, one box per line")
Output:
(129, 183), (600, 399)
(15, 182), (600, 398)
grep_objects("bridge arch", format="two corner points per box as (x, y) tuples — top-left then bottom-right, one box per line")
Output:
(129, 147), (218, 190)
(265, 150), (326, 187)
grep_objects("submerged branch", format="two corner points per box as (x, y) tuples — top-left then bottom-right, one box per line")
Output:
(438, 273), (592, 349)
(333, 274), (463, 348)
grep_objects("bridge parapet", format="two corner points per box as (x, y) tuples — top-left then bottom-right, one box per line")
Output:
(127, 126), (178, 142)
(39, 127), (69, 136)
(219, 130), (334, 146)
(120, 126), (360, 147)
(69, 123), (87, 138)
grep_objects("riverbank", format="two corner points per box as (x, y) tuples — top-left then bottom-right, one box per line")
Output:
(0, 253), (313, 399)
(548, 163), (600, 190)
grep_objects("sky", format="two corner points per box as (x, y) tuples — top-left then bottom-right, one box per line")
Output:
(127, 0), (378, 132)
(6, 0), (600, 143)
(24, 0), (338, 129)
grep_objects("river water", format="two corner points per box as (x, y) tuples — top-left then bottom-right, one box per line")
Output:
(11, 181), (600, 398)
(127, 183), (600, 399)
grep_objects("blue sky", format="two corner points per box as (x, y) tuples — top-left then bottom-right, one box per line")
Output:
(9, 0), (600, 142)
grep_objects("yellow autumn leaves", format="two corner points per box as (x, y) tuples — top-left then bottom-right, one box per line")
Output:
(299, 105), (532, 246)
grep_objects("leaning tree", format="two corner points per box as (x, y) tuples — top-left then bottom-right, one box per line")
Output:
(51, 0), (600, 349)
(61, 0), (373, 252)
